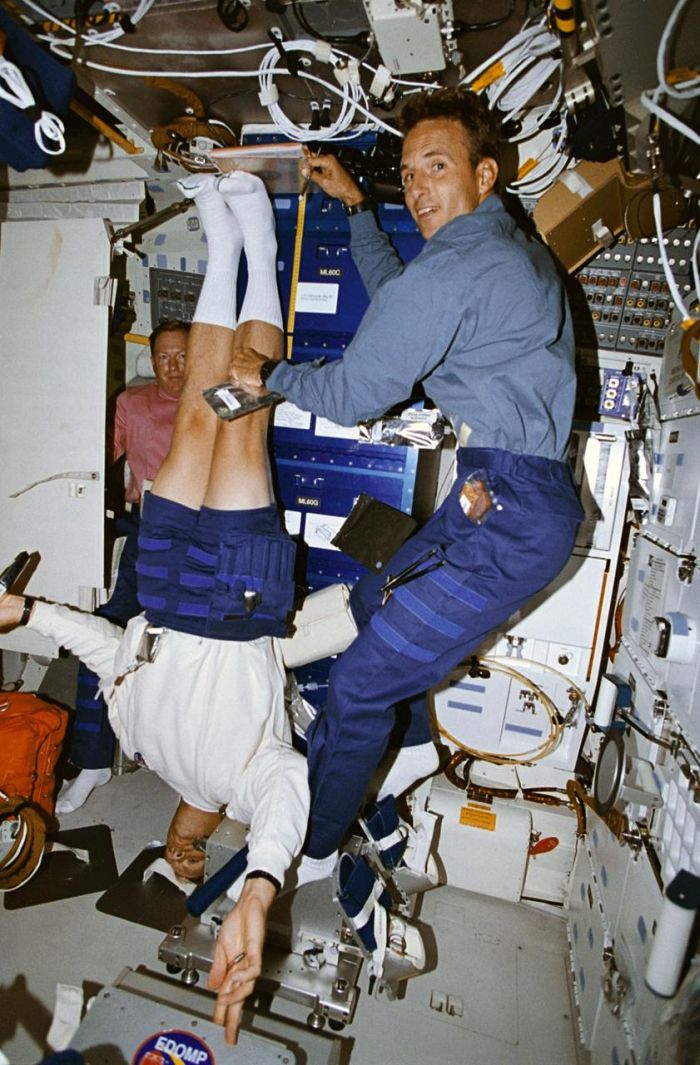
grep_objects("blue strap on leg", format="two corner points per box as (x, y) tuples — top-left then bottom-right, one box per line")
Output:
(335, 854), (391, 954)
(359, 795), (408, 872)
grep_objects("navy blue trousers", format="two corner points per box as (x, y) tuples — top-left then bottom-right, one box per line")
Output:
(305, 447), (584, 858)
(69, 513), (140, 770)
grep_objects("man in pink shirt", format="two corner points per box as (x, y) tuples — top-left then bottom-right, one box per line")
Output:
(114, 321), (188, 503)
(56, 320), (190, 814)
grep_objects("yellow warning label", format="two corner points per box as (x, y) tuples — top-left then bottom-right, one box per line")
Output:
(471, 61), (505, 93)
(516, 157), (538, 180)
(459, 804), (497, 832)
(667, 67), (699, 86)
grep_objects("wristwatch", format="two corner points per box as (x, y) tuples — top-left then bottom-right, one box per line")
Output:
(245, 869), (281, 894)
(343, 199), (372, 216)
(259, 359), (279, 386)
(19, 596), (35, 626)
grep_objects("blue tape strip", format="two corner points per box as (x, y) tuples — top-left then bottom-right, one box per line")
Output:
(429, 568), (487, 611)
(446, 700), (483, 714)
(186, 545), (218, 566)
(454, 680), (487, 692)
(393, 585), (466, 638)
(138, 594), (166, 609)
(175, 602), (210, 617)
(136, 562), (169, 579)
(369, 614), (436, 663)
(138, 536), (173, 551)
(75, 697), (104, 710)
(504, 723), (543, 737)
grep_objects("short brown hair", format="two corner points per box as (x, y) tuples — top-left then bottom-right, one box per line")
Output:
(149, 319), (191, 355)
(399, 88), (502, 168)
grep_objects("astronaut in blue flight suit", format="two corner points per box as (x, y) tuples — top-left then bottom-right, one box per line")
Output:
(230, 87), (585, 866)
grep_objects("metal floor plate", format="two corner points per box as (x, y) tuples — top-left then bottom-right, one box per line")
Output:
(4, 825), (118, 911)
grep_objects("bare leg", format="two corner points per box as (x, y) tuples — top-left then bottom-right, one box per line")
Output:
(151, 322), (239, 509)
(152, 172), (283, 512)
(202, 171), (284, 511)
(203, 319), (282, 510)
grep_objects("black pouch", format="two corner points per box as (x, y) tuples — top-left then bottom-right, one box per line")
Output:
(331, 493), (417, 572)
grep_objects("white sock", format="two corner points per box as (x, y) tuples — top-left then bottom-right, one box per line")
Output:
(284, 851), (338, 893)
(216, 171), (283, 329)
(377, 742), (440, 803)
(178, 173), (243, 330)
(404, 778), (439, 876)
(55, 767), (112, 814)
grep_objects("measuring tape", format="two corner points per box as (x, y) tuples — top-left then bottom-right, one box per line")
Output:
(39, 10), (132, 33)
(286, 193), (307, 360)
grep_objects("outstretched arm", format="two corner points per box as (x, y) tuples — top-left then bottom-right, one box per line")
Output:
(208, 739), (308, 1044)
(0, 593), (27, 630)
(301, 147), (365, 209)
(1, 594), (123, 684)
(302, 149), (404, 297)
(209, 876), (277, 1044)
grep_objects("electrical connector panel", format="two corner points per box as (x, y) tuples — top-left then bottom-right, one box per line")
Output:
(362, 0), (452, 75)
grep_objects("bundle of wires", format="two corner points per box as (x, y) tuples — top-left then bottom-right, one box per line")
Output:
(256, 36), (400, 141)
(26, 0), (156, 49)
(20, 0), (403, 143)
(461, 15), (571, 198)
(640, 0), (699, 325)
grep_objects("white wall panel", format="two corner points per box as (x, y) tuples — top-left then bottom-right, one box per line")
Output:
(0, 219), (111, 655)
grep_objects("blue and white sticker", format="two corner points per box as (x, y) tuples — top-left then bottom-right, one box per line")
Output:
(131, 1029), (216, 1065)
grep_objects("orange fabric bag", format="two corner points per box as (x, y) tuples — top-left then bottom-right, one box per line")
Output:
(0, 692), (68, 818)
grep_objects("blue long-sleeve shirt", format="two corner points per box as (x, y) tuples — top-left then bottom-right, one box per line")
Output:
(269, 195), (576, 461)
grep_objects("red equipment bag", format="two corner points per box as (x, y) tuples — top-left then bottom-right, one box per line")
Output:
(0, 692), (68, 890)
(0, 692), (68, 817)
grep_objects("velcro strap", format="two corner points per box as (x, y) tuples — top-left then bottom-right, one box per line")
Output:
(374, 826), (406, 852)
(346, 878), (384, 931)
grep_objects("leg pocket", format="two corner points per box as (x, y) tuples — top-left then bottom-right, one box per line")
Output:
(206, 531), (297, 638)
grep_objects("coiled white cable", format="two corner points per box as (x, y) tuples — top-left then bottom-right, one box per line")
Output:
(655, 0), (700, 100)
(461, 18), (552, 94)
(640, 0), (700, 148)
(0, 53), (65, 155)
(432, 656), (569, 765)
(641, 88), (700, 147)
(257, 38), (399, 140)
(38, 33), (401, 139)
(653, 193), (697, 323)
(18, 0), (155, 48)
(460, 16), (570, 197)
(692, 229), (700, 303)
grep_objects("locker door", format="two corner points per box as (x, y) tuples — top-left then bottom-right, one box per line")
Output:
(0, 218), (111, 657)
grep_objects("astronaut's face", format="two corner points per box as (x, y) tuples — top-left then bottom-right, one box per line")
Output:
(164, 840), (205, 881)
(401, 118), (498, 239)
(151, 329), (187, 398)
